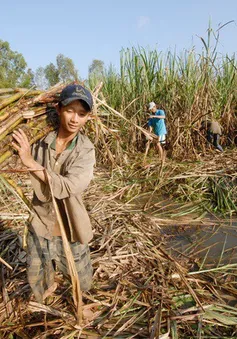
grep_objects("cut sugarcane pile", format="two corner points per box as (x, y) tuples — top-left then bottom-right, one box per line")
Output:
(1, 168), (237, 338)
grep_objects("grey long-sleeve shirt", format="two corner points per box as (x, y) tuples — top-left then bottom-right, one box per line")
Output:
(29, 130), (95, 243)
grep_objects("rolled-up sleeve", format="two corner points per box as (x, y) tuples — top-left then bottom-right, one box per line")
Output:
(47, 146), (95, 199)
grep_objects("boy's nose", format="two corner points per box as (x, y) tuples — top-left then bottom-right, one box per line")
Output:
(71, 113), (79, 122)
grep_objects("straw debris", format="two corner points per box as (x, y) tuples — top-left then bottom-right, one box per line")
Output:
(0, 81), (237, 338)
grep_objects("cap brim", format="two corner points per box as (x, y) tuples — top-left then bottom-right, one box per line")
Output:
(61, 97), (92, 110)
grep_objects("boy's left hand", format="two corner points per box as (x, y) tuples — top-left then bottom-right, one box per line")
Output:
(12, 129), (34, 168)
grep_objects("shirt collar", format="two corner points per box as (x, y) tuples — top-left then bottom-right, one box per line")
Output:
(49, 134), (78, 151)
(44, 131), (57, 145)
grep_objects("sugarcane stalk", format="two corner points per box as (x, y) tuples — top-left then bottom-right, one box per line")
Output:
(0, 119), (53, 168)
(0, 113), (23, 142)
(0, 107), (20, 122)
(0, 95), (13, 101)
(32, 82), (65, 103)
(0, 150), (12, 167)
(0, 174), (32, 212)
(0, 92), (28, 111)
(0, 130), (52, 168)
(0, 87), (36, 94)
(0, 256), (13, 270)
(0, 88), (15, 95)
(0, 90), (42, 114)
(45, 169), (83, 325)
(0, 105), (47, 123)
(1, 114), (47, 145)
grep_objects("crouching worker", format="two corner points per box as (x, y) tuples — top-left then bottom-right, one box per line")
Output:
(12, 84), (95, 303)
(200, 120), (223, 152)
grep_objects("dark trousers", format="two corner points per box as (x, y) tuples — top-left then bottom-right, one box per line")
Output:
(207, 132), (223, 152)
(27, 231), (93, 302)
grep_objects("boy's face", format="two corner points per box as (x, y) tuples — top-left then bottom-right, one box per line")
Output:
(57, 100), (90, 134)
(149, 106), (157, 114)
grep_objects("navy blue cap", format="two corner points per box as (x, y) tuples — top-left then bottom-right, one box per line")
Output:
(59, 84), (93, 110)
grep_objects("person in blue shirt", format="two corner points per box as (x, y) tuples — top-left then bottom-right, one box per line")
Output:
(145, 102), (167, 161)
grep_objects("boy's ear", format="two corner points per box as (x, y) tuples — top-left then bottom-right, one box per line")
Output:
(55, 103), (60, 115)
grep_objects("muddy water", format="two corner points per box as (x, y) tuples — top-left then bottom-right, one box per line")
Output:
(164, 219), (237, 266)
(128, 195), (237, 265)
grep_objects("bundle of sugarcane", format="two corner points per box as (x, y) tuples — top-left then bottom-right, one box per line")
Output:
(0, 83), (67, 169)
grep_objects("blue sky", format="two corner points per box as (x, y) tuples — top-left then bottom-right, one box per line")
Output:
(0, 0), (236, 79)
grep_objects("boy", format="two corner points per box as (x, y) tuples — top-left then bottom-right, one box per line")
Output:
(12, 84), (95, 303)
(145, 101), (167, 160)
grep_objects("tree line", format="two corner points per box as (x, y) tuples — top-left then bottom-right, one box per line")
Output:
(0, 39), (104, 89)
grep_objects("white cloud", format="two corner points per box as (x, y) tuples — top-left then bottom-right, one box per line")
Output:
(137, 16), (150, 29)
